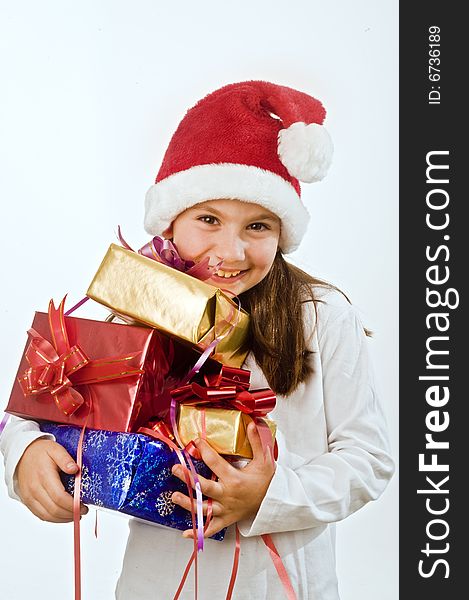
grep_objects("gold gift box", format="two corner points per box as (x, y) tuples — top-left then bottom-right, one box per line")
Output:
(177, 404), (277, 459)
(86, 244), (250, 368)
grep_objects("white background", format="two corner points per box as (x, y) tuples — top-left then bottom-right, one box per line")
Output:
(0, 1), (398, 598)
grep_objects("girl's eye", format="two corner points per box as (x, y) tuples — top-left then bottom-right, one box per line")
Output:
(247, 222), (269, 231)
(197, 215), (219, 225)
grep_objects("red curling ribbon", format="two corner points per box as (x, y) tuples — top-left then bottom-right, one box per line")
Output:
(138, 424), (200, 600)
(174, 474), (235, 600)
(173, 548), (196, 600)
(178, 519), (240, 600)
(165, 366), (276, 599)
(72, 390), (94, 600)
(149, 370), (281, 599)
(184, 440), (202, 461)
(18, 298), (144, 417)
(73, 420), (87, 600)
(225, 525), (241, 600)
(261, 534), (298, 600)
(18, 298), (145, 600)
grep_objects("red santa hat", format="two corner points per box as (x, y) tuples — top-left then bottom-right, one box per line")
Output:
(144, 80), (333, 253)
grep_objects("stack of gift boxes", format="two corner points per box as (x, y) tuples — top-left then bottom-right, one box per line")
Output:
(5, 238), (277, 540)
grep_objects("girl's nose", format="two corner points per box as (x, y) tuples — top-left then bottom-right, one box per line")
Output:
(215, 232), (246, 263)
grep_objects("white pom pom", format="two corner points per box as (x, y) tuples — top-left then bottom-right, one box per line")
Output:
(278, 122), (333, 183)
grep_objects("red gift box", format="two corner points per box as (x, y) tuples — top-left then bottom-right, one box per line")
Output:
(5, 299), (199, 432)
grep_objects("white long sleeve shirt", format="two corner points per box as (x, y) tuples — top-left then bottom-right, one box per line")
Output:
(1, 287), (395, 599)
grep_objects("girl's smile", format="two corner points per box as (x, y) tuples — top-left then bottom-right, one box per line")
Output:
(210, 269), (247, 282)
(163, 199), (281, 295)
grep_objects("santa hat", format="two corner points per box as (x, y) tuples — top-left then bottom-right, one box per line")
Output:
(144, 80), (333, 253)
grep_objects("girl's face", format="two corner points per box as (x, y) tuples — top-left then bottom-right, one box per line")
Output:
(164, 199), (281, 295)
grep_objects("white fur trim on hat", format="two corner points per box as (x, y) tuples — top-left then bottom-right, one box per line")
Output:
(278, 122), (334, 183)
(144, 163), (310, 253)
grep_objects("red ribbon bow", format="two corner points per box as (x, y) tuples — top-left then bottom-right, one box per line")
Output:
(171, 365), (276, 418)
(19, 299), (90, 415)
(18, 297), (144, 416)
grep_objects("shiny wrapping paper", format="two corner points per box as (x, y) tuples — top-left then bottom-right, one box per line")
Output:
(86, 244), (250, 368)
(6, 310), (197, 432)
(177, 405), (277, 459)
(39, 422), (225, 540)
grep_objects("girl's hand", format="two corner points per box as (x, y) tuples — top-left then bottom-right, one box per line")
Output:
(171, 422), (276, 538)
(16, 438), (89, 523)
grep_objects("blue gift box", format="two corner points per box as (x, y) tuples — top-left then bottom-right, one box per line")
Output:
(40, 422), (225, 540)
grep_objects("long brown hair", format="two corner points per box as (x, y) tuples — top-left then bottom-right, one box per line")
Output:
(238, 251), (366, 396)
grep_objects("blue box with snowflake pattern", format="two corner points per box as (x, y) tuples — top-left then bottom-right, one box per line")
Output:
(40, 422), (225, 540)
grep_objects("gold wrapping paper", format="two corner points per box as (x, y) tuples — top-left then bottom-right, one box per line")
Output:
(177, 405), (277, 459)
(86, 244), (250, 368)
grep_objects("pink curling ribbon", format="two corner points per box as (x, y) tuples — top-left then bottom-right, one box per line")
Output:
(136, 322), (240, 557)
(117, 226), (223, 281)
(0, 413), (10, 436)
(167, 389), (208, 553)
(166, 293), (244, 553)
(172, 436), (204, 552)
(66, 229), (246, 593)
(114, 227), (243, 554)
(138, 422), (201, 600)
(168, 312), (245, 553)
(168, 367), (276, 556)
(183, 290), (243, 384)
(64, 227), (225, 316)
(64, 296), (89, 316)
(114, 229), (247, 595)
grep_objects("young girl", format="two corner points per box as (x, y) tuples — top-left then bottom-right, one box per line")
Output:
(1, 80), (394, 599)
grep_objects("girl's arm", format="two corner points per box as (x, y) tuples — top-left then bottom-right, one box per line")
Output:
(171, 295), (394, 538)
(1, 416), (85, 521)
(1, 416), (55, 500)
(236, 297), (395, 537)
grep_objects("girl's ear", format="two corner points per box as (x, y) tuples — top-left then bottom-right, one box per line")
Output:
(161, 225), (173, 239)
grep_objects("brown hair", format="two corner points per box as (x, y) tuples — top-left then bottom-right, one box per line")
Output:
(238, 251), (369, 396)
